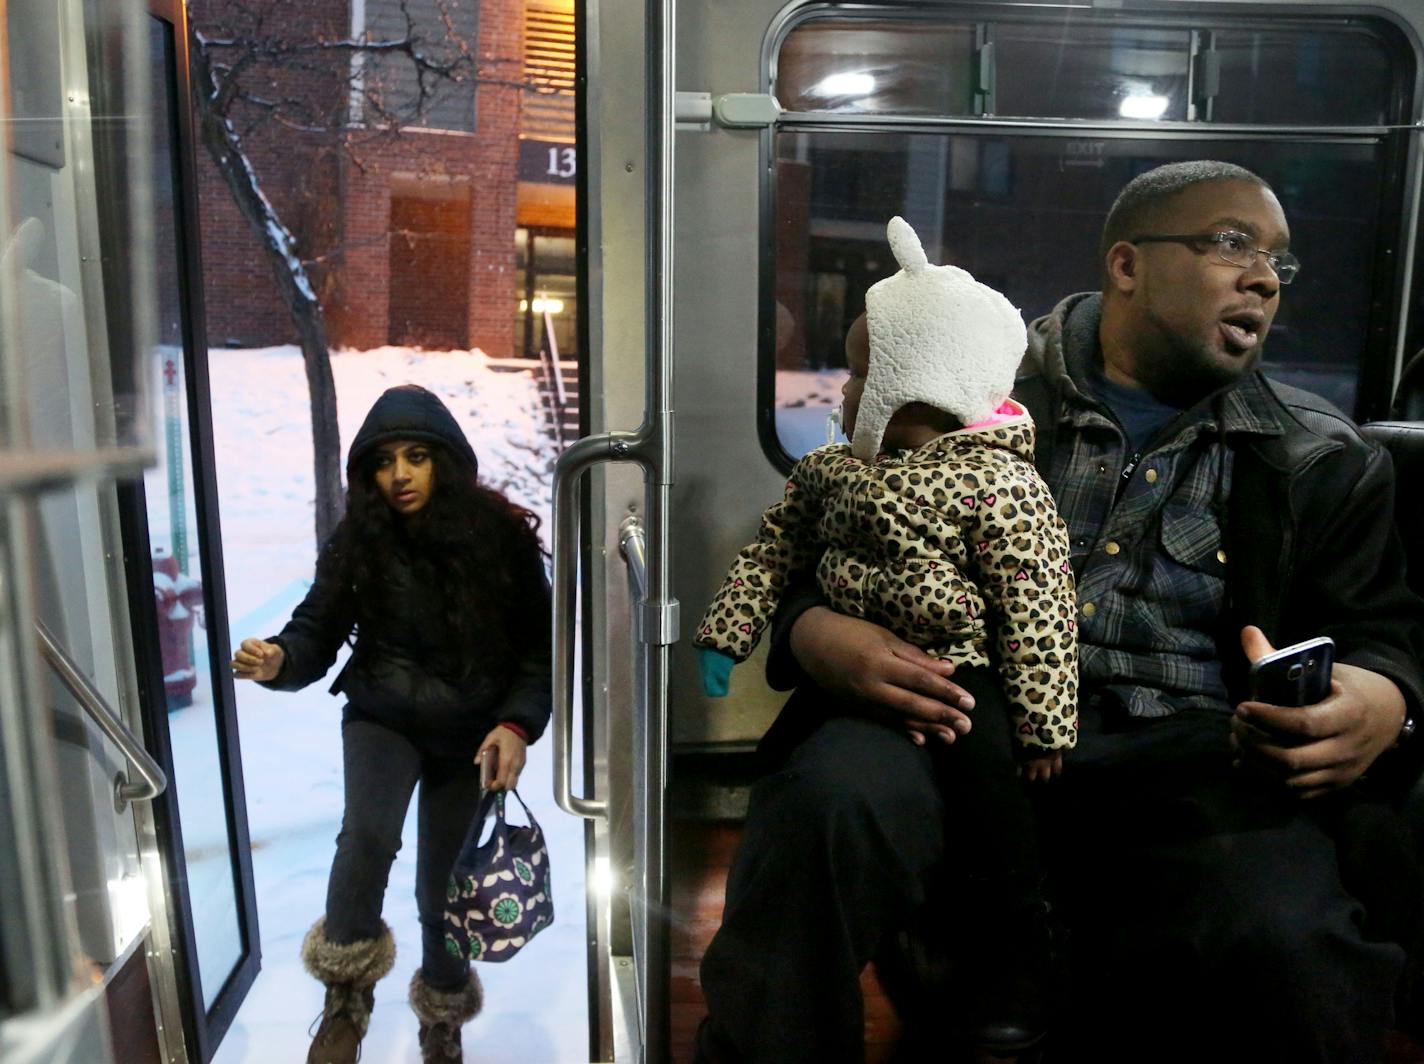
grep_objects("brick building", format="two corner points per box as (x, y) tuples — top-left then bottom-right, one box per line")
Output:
(190, 0), (575, 360)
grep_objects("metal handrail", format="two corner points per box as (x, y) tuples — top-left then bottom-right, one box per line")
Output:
(551, 433), (631, 821)
(34, 619), (167, 811)
(538, 345), (567, 446)
(619, 514), (648, 603)
(543, 308), (570, 414)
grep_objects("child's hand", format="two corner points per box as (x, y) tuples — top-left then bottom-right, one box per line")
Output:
(476, 726), (528, 791)
(231, 638), (284, 682)
(698, 647), (736, 697)
(1020, 751), (1063, 782)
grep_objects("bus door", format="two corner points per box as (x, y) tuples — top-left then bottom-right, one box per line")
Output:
(0, 1), (260, 1060)
(554, 0), (677, 1059)
(0, 1), (165, 1060)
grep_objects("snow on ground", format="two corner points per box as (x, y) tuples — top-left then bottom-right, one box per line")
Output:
(775, 368), (848, 459)
(153, 345), (586, 1063)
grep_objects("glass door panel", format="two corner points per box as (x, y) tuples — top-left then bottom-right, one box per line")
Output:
(144, 17), (244, 1010)
(116, 6), (259, 1057)
(0, 0), (154, 485)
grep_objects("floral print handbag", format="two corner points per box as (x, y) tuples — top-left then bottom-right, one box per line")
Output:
(443, 789), (554, 963)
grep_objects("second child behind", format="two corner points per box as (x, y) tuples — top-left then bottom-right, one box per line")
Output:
(693, 217), (1078, 1056)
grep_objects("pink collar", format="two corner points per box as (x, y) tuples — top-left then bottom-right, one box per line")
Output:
(962, 400), (1022, 430)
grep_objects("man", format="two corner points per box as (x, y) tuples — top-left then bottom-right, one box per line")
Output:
(696, 161), (1424, 1063)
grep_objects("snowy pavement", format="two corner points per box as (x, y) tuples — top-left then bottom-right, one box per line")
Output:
(159, 345), (590, 1063)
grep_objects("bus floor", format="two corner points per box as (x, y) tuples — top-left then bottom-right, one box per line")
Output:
(668, 820), (1424, 1064)
(669, 820), (903, 1063)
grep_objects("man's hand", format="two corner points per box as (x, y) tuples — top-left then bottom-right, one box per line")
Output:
(1232, 625), (1406, 798)
(231, 638), (284, 682)
(477, 725), (528, 791)
(789, 606), (975, 743)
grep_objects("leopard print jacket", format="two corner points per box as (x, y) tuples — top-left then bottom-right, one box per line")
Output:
(694, 412), (1078, 751)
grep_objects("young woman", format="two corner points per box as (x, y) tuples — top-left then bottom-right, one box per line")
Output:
(231, 385), (551, 1064)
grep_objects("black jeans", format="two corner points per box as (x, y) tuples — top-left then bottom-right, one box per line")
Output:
(1035, 705), (1409, 1063)
(323, 714), (483, 990)
(701, 667), (1045, 1062)
(699, 696), (1410, 1063)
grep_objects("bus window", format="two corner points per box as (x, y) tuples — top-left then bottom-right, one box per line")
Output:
(991, 23), (1191, 122)
(1209, 27), (1397, 126)
(767, 10), (1412, 465)
(776, 18), (977, 116)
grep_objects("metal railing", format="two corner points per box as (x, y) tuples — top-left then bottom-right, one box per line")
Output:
(34, 619), (166, 812)
(538, 309), (570, 446)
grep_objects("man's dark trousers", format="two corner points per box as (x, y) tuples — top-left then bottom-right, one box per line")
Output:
(698, 700), (1408, 1063)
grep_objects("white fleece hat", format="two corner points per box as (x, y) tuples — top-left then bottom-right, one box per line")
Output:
(852, 216), (1027, 461)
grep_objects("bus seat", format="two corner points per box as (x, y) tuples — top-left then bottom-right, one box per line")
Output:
(1361, 420), (1424, 849)
(1352, 419), (1424, 1053)
(1392, 348), (1424, 422)
(1361, 420), (1424, 600)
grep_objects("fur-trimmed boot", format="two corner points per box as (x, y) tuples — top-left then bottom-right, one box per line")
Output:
(302, 918), (397, 1064)
(409, 967), (483, 1062)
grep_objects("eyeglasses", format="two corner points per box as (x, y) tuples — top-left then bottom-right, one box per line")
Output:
(1129, 230), (1300, 285)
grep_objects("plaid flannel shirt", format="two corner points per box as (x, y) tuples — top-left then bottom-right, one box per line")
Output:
(1046, 329), (1284, 718)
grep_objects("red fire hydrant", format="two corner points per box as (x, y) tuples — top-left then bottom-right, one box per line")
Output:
(152, 548), (204, 709)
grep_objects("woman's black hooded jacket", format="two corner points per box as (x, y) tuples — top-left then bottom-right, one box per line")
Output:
(257, 385), (552, 748)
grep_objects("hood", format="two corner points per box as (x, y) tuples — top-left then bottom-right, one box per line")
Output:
(1022, 291), (1102, 383)
(854, 216), (1028, 462)
(346, 385), (479, 479)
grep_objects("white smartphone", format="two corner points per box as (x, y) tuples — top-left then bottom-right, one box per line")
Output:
(1249, 636), (1335, 707)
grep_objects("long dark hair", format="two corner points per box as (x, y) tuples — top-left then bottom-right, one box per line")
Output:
(332, 442), (545, 678)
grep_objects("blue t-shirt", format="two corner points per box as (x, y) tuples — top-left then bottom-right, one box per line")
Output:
(1086, 366), (1183, 457)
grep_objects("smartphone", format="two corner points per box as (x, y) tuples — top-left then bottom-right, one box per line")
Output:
(1249, 636), (1335, 707)
(480, 747), (499, 791)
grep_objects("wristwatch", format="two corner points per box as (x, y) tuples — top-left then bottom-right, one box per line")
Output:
(1395, 715), (1417, 748)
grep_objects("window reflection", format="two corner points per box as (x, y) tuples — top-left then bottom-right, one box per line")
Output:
(992, 23), (1191, 121)
(777, 19), (976, 115)
(1210, 28), (1396, 126)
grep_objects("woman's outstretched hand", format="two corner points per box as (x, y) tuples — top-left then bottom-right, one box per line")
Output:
(477, 726), (528, 792)
(230, 638), (284, 682)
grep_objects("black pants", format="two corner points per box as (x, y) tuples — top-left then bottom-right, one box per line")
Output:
(701, 668), (1045, 1063)
(699, 697), (1410, 1063)
(323, 715), (483, 989)
(1036, 706), (1409, 1062)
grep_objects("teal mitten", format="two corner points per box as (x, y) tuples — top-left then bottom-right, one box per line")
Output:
(697, 647), (736, 697)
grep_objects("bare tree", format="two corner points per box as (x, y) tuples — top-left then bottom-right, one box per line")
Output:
(188, 0), (478, 546)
